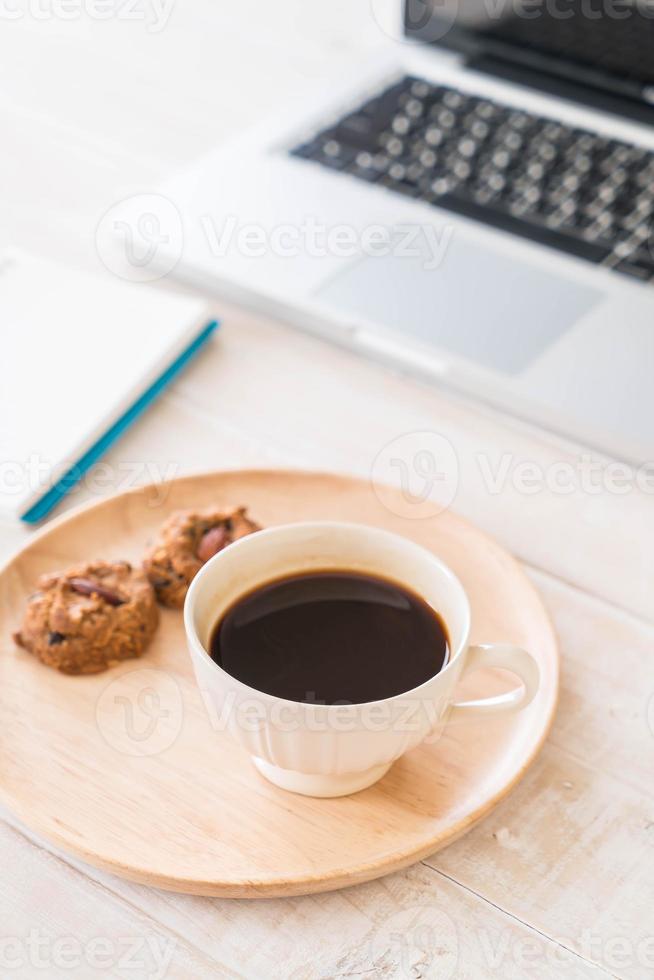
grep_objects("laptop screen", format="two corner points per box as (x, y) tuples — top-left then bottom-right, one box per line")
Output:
(404, 0), (654, 103)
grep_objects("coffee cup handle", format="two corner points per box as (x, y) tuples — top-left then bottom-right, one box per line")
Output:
(448, 644), (540, 722)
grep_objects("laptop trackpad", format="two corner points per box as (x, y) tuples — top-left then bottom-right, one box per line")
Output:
(314, 237), (602, 375)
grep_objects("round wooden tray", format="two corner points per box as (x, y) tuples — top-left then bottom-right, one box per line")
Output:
(0, 470), (558, 897)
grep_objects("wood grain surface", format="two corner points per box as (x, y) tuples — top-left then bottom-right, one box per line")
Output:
(1, 2), (652, 975)
(0, 470), (557, 897)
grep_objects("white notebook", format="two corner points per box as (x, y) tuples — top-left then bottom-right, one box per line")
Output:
(2, 250), (214, 522)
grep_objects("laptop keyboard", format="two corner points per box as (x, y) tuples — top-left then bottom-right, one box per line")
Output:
(290, 75), (654, 282)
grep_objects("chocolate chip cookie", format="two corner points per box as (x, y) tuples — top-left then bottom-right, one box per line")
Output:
(144, 506), (261, 608)
(13, 560), (159, 674)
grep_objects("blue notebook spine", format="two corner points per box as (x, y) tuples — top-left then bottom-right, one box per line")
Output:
(21, 319), (219, 524)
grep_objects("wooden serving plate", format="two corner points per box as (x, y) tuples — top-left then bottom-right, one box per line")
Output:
(0, 470), (558, 897)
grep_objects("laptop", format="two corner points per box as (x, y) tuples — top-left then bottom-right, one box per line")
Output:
(159, 0), (654, 462)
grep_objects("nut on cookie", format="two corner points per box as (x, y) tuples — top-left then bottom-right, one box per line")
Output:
(143, 506), (261, 608)
(13, 560), (159, 674)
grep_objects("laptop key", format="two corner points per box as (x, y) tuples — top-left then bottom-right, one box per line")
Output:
(290, 74), (654, 275)
(613, 250), (654, 281)
(331, 114), (380, 151)
(614, 261), (653, 281)
(434, 192), (612, 264)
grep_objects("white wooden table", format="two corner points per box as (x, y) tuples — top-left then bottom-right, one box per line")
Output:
(1, 4), (653, 977)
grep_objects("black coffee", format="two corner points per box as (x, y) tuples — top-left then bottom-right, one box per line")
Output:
(210, 570), (449, 704)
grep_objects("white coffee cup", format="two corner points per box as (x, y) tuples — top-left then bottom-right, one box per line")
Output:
(184, 522), (540, 797)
